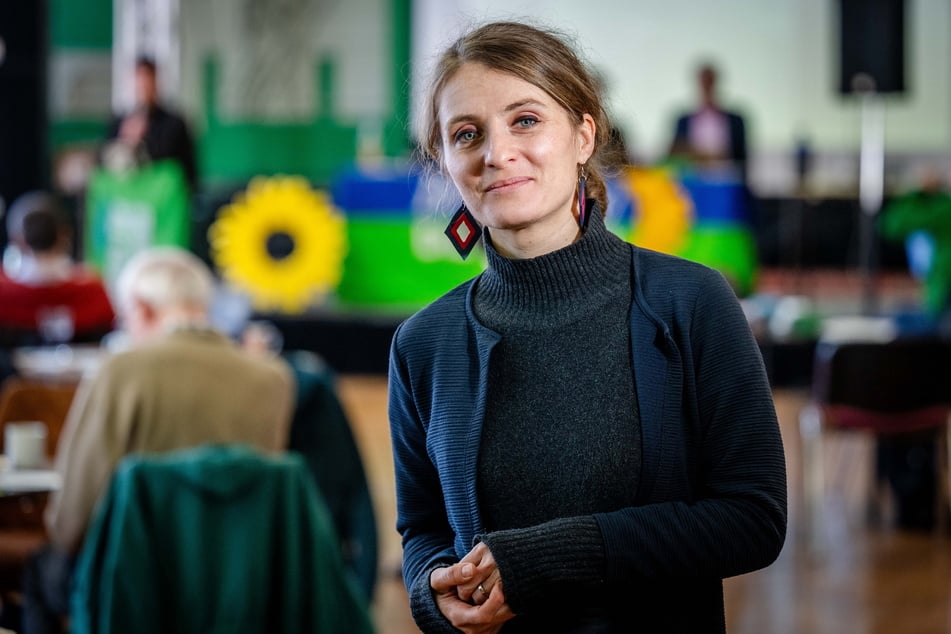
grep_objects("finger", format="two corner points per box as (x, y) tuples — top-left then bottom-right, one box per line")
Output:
(459, 541), (489, 564)
(430, 562), (474, 592)
(457, 546), (498, 601)
(477, 582), (509, 619)
(447, 584), (510, 630)
(459, 565), (501, 605)
(487, 582), (515, 622)
(458, 571), (490, 603)
(456, 583), (474, 604)
(492, 603), (516, 627)
(435, 591), (481, 629)
(465, 581), (491, 606)
(457, 570), (489, 604)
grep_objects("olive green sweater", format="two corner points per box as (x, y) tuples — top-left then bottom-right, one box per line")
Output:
(46, 327), (295, 553)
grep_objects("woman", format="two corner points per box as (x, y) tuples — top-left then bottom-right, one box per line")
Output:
(388, 21), (786, 633)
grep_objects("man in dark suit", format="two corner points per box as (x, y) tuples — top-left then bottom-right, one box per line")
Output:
(104, 57), (198, 193)
(668, 62), (748, 182)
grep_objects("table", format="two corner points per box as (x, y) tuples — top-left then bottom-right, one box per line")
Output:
(11, 344), (106, 383)
(0, 467), (61, 496)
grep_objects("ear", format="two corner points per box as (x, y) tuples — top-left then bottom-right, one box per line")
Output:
(131, 297), (157, 326)
(56, 229), (73, 253)
(577, 113), (596, 164)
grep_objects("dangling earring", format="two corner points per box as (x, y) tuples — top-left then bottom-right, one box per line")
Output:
(444, 203), (483, 259)
(577, 164), (589, 230)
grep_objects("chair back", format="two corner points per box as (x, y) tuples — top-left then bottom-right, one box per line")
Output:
(811, 338), (951, 432)
(70, 444), (374, 634)
(0, 377), (76, 593)
(0, 377), (77, 457)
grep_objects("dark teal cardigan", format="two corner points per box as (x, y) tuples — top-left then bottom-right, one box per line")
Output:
(70, 445), (375, 634)
(388, 246), (787, 632)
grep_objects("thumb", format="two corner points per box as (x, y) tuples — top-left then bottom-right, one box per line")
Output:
(430, 562), (474, 590)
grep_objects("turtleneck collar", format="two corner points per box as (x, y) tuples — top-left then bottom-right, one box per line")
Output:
(473, 205), (633, 329)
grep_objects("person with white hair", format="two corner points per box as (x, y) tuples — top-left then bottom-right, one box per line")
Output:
(21, 246), (295, 634)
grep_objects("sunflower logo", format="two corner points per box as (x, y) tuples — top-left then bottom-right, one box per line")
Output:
(209, 176), (347, 313)
(625, 167), (693, 255)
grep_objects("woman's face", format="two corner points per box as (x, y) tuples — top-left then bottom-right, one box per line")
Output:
(437, 63), (594, 253)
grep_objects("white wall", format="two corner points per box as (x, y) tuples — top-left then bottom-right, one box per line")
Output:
(412, 0), (951, 194)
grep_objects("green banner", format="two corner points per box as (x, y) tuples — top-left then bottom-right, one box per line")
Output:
(85, 160), (191, 287)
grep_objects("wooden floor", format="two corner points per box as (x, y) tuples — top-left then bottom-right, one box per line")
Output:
(336, 376), (951, 634)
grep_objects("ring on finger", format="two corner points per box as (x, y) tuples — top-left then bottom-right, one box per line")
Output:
(477, 583), (487, 596)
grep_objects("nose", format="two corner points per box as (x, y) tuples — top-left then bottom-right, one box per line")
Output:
(483, 127), (516, 167)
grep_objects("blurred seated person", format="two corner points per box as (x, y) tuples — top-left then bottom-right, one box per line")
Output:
(877, 169), (951, 530)
(667, 62), (748, 182)
(21, 246), (295, 634)
(879, 167), (951, 324)
(102, 56), (198, 193)
(0, 191), (114, 345)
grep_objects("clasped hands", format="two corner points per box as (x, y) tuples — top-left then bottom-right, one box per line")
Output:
(430, 541), (515, 633)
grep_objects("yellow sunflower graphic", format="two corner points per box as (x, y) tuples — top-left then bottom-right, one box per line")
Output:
(209, 175), (347, 313)
(626, 167), (693, 255)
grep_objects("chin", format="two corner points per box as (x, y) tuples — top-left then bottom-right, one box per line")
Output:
(479, 202), (543, 229)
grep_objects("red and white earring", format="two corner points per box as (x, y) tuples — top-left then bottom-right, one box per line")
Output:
(444, 203), (483, 259)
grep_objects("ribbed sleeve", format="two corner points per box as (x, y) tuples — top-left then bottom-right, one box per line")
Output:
(479, 516), (604, 613)
(408, 565), (459, 634)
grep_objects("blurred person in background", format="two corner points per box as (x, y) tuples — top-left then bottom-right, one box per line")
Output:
(0, 191), (114, 345)
(102, 56), (198, 193)
(879, 166), (951, 327)
(21, 246), (294, 634)
(877, 166), (951, 531)
(667, 62), (748, 182)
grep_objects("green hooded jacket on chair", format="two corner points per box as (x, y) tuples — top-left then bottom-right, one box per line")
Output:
(70, 444), (375, 634)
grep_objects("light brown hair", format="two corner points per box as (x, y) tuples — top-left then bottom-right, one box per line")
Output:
(421, 21), (616, 211)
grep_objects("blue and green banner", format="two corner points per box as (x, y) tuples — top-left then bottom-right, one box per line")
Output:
(607, 167), (758, 297)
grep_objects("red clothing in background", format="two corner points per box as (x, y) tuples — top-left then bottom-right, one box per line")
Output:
(0, 270), (115, 341)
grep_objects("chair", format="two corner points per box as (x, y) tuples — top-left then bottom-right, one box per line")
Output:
(799, 337), (951, 546)
(0, 377), (77, 593)
(283, 350), (379, 601)
(70, 444), (374, 634)
(0, 376), (77, 460)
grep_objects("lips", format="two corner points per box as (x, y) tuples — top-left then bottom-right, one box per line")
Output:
(484, 177), (531, 193)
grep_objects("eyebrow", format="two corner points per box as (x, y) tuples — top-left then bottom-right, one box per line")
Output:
(444, 99), (547, 129)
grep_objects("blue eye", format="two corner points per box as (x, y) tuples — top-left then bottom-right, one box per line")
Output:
(516, 116), (539, 128)
(454, 129), (477, 143)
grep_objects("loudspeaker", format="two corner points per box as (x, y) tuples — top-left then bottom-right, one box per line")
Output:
(838, 0), (906, 95)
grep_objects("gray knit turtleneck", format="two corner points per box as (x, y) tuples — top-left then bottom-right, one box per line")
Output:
(473, 208), (641, 542)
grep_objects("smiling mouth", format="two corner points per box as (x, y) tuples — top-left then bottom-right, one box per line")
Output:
(484, 177), (530, 193)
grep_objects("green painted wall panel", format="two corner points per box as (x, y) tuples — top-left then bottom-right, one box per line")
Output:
(50, 120), (110, 149)
(384, 0), (412, 156)
(50, 0), (111, 48)
(201, 58), (360, 186)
